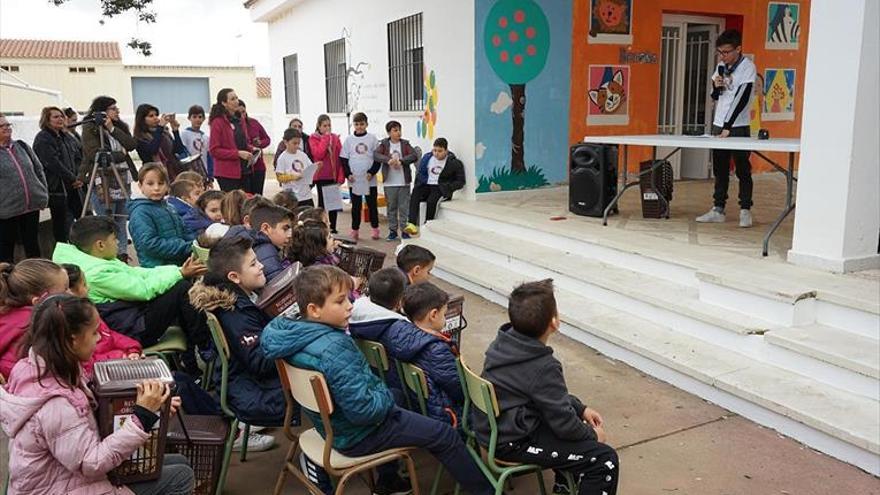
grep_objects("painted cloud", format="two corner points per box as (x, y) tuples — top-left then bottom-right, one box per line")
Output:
(475, 142), (486, 160)
(490, 91), (513, 114)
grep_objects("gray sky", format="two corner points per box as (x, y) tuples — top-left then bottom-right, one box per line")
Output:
(0, 0), (270, 75)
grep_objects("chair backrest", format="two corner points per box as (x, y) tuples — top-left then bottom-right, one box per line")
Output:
(355, 339), (389, 373)
(205, 312), (231, 361)
(205, 312), (235, 418)
(276, 360), (334, 415)
(459, 358), (500, 418)
(400, 362), (429, 400)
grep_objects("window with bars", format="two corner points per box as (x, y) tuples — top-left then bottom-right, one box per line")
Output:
(323, 39), (348, 113)
(283, 53), (301, 114)
(388, 13), (424, 112)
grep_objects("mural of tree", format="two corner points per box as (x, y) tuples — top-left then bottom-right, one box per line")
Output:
(484, 0), (550, 173)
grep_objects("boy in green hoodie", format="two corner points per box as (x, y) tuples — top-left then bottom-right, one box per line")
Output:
(52, 215), (210, 374)
(262, 265), (494, 495)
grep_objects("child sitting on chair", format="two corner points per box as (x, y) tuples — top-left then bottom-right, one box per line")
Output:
(476, 279), (619, 495)
(349, 270), (463, 425)
(396, 244), (435, 285)
(262, 265), (494, 495)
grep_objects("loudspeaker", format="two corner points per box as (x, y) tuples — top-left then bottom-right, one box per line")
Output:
(569, 143), (618, 217)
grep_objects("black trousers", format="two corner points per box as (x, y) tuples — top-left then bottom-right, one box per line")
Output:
(315, 182), (339, 231)
(408, 184), (444, 225)
(217, 176), (245, 192)
(141, 279), (210, 350)
(67, 187), (85, 221)
(0, 211), (41, 263)
(711, 125), (753, 210)
(297, 198), (314, 208)
(249, 170), (266, 196)
(350, 186), (379, 230)
(496, 423), (619, 495)
(48, 194), (71, 243)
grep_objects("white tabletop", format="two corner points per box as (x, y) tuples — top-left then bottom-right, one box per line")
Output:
(582, 134), (800, 153)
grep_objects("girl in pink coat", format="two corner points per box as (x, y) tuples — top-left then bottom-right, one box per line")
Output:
(0, 295), (193, 495)
(309, 114), (344, 233)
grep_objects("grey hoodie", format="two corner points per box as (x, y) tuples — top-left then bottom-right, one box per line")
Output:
(0, 140), (49, 219)
(474, 323), (595, 445)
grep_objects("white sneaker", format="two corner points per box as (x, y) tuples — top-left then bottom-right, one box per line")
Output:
(233, 431), (276, 452)
(238, 422), (266, 434)
(696, 207), (726, 223)
(739, 209), (753, 228)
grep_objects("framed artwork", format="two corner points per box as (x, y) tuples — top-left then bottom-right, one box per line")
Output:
(587, 65), (629, 125)
(766, 2), (801, 50)
(588, 0), (633, 44)
(762, 68), (796, 121)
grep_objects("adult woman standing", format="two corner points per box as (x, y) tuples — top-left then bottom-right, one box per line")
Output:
(80, 96), (138, 263)
(33, 106), (83, 243)
(237, 99), (270, 195)
(208, 88), (257, 193)
(133, 103), (187, 182)
(0, 114), (49, 263)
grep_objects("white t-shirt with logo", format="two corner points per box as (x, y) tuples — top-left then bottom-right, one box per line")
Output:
(427, 156), (447, 185)
(340, 132), (379, 186)
(713, 55), (756, 129)
(275, 149), (314, 202)
(383, 141), (406, 187)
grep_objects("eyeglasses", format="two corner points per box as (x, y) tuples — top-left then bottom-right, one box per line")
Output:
(716, 48), (737, 56)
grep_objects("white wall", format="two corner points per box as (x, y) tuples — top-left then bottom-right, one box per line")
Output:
(788, 0), (880, 272)
(255, 0), (477, 198)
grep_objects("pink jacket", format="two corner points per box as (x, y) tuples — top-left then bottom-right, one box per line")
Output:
(83, 319), (143, 379)
(0, 306), (31, 379)
(209, 113), (251, 180)
(0, 349), (149, 495)
(309, 132), (344, 184)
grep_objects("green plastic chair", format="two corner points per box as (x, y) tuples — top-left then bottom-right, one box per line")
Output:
(457, 358), (576, 495)
(400, 362), (460, 495)
(143, 325), (187, 367)
(205, 312), (242, 494)
(354, 339), (390, 382)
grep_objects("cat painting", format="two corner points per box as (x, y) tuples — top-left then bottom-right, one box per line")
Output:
(588, 69), (626, 114)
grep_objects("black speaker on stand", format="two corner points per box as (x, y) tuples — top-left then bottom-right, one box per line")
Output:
(569, 143), (618, 217)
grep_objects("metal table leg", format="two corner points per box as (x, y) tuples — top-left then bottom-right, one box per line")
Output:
(762, 152), (797, 256)
(603, 144), (629, 225)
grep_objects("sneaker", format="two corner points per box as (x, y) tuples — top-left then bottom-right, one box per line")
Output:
(371, 227), (381, 240)
(552, 482), (572, 495)
(401, 232), (411, 240)
(386, 230), (399, 241)
(373, 475), (412, 495)
(695, 207), (725, 223)
(403, 223), (419, 235)
(232, 430), (275, 452)
(739, 209), (753, 228)
(238, 422), (266, 434)
(350, 229), (360, 241)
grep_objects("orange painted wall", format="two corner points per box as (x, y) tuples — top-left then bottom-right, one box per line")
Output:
(569, 0), (810, 173)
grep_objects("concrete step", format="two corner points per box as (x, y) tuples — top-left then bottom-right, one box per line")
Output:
(423, 219), (773, 335)
(766, 324), (880, 379)
(412, 237), (880, 473)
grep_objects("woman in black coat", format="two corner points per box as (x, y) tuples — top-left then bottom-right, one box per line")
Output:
(33, 106), (84, 243)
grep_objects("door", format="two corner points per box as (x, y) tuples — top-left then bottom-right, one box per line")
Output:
(658, 15), (724, 179)
(131, 77), (210, 115)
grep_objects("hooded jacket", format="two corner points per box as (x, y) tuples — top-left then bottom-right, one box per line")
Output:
(474, 324), (594, 446)
(166, 196), (192, 218)
(127, 197), (195, 268)
(0, 306), (32, 378)
(189, 282), (286, 425)
(83, 318), (142, 379)
(261, 317), (394, 450)
(252, 231), (287, 282)
(349, 298), (462, 425)
(414, 152), (466, 199)
(0, 349), (150, 495)
(182, 207), (214, 236)
(0, 140), (49, 220)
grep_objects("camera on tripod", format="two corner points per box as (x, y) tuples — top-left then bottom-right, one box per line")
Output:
(85, 111), (108, 125)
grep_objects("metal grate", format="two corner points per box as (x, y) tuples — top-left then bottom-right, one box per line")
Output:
(387, 13), (424, 112)
(282, 53), (300, 114)
(682, 29), (711, 135)
(658, 25), (681, 135)
(323, 38), (348, 113)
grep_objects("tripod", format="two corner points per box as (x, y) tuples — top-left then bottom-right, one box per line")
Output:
(79, 122), (131, 219)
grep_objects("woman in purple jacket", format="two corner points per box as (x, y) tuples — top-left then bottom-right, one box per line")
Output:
(237, 99), (270, 195)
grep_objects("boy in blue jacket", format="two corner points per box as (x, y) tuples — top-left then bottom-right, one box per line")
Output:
(248, 203), (293, 282)
(350, 270), (462, 425)
(127, 163), (196, 268)
(167, 178), (201, 218)
(188, 235), (293, 451)
(262, 265), (494, 495)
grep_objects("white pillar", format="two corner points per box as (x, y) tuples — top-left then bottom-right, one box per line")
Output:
(788, 0), (880, 273)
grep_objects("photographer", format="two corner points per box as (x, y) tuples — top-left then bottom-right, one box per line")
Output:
(80, 96), (137, 263)
(33, 106), (83, 243)
(133, 104), (187, 182)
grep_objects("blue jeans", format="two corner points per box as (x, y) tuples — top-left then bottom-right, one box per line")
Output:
(90, 194), (128, 255)
(340, 407), (493, 495)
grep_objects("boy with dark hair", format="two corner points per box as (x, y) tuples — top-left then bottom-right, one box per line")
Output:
(263, 265), (494, 495)
(52, 215), (210, 375)
(188, 235), (285, 451)
(396, 244), (436, 285)
(696, 28), (756, 228)
(167, 178), (201, 218)
(180, 104), (213, 186)
(340, 112), (381, 240)
(404, 137), (466, 236)
(248, 203), (294, 282)
(374, 120), (420, 241)
(276, 128), (316, 207)
(476, 279), (619, 495)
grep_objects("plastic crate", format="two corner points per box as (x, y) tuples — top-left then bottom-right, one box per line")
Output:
(92, 358), (174, 484)
(336, 244), (386, 281)
(639, 159), (674, 219)
(166, 414), (229, 495)
(442, 295), (467, 346)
